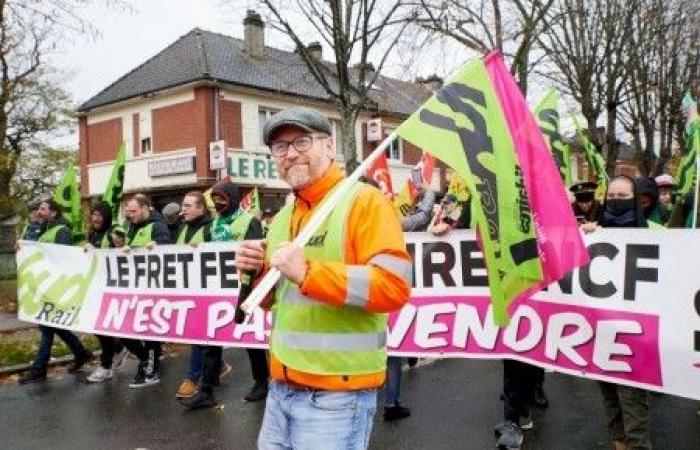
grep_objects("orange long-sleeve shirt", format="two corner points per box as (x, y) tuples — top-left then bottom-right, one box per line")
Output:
(264, 164), (411, 390)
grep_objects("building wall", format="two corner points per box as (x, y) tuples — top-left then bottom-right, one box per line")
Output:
(152, 100), (198, 153)
(86, 118), (123, 164)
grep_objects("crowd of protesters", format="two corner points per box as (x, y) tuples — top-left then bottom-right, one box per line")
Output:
(13, 106), (700, 450)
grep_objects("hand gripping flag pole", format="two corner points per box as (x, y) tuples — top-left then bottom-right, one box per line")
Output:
(239, 131), (398, 316)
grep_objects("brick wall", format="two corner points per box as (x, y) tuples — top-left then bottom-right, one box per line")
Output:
(152, 100), (198, 152)
(132, 113), (140, 157)
(78, 116), (89, 196)
(86, 117), (123, 165)
(192, 86), (216, 179)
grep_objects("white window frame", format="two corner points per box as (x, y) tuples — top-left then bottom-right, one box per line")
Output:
(139, 111), (153, 154)
(330, 119), (345, 160)
(383, 127), (403, 161)
(258, 107), (280, 145)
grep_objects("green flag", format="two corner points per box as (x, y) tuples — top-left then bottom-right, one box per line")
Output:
(534, 89), (573, 187)
(395, 57), (543, 325)
(53, 163), (84, 243)
(676, 92), (700, 197)
(102, 143), (126, 222)
(572, 116), (608, 195)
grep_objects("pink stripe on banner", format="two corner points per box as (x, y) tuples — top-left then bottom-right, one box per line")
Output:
(95, 292), (266, 346)
(388, 296), (662, 387)
(483, 52), (589, 306)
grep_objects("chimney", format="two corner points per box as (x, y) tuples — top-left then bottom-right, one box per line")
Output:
(307, 41), (322, 60)
(416, 74), (443, 92)
(243, 10), (265, 58)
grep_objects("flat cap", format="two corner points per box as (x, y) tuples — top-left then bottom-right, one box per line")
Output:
(569, 181), (598, 194)
(262, 107), (333, 145)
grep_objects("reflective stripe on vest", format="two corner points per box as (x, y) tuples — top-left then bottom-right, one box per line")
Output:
(266, 181), (388, 376)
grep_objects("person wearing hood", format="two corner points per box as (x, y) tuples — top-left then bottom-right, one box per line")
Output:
(635, 177), (667, 227)
(19, 199), (92, 384)
(83, 201), (128, 383)
(120, 193), (171, 388)
(586, 175), (652, 450)
(180, 181), (269, 409)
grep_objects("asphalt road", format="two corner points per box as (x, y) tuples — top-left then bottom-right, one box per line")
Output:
(0, 348), (698, 450)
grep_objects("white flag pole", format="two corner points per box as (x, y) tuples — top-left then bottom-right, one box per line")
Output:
(240, 130), (399, 314)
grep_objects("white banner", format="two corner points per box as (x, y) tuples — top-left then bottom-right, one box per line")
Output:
(16, 229), (700, 401)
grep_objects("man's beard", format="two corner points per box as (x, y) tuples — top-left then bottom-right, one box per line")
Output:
(284, 165), (311, 189)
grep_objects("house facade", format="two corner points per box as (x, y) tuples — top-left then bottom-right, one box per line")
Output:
(77, 11), (440, 212)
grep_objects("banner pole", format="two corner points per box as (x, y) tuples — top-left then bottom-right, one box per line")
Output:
(240, 131), (399, 315)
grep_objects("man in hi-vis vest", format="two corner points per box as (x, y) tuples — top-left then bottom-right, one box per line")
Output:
(235, 107), (412, 450)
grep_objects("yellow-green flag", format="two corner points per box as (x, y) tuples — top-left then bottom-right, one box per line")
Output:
(102, 143), (126, 222)
(676, 92), (699, 196)
(572, 116), (608, 195)
(395, 56), (543, 325)
(53, 164), (84, 243)
(534, 89), (573, 187)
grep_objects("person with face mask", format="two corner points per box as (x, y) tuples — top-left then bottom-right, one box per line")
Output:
(569, 181), (601, 225)
(84, 201), (128, 382)
(180, 181), (269, 409)
(587, 175), (652, 450)
(635, 177), (667, 227)
(19, 199), (92, 384)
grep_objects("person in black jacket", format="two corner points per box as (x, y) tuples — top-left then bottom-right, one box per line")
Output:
(19, 199), (92, 384)
(120, 193), (171, 388)
(84, 201), (128, 383)
(21, 199), (45, 241)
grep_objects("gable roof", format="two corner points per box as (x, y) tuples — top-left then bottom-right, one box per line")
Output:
(77, 28), (432, 116)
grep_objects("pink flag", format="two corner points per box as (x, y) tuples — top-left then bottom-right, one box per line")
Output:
(484, 52), (589, 304)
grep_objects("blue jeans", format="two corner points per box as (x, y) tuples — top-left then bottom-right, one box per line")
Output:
(258, 380), (377, 450)
(32, 325), (86, 373)
(186, 345), (204, 381)
(385, 357), (403, 407)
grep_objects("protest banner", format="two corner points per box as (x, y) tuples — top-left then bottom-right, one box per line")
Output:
(16, 229), (700, 401)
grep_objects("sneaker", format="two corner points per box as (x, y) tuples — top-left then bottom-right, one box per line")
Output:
(519, 412), (533, 431)
(181, 390), (217, 410)
(244, 381), (268, 402)
(19, 370), (47, 385)
(176, 378), (198, 398)
(112, 347), (128, 370)
(70, 350), (92, 373)
(383, 404), (411, 422)
(129, 363), (159, 388)
(495, 421), (523, 450)
(87, 366), (113, 383)
(219, 361), (232, 379)
(533, 384), (549, 409)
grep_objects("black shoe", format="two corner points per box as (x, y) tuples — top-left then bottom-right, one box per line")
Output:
(70, 350), (92, 373)
(128, 362), (159, 388)
(181, 390), (217, 410)
(495, 421), (523, 449)
(19, 370), (47, 385)
(533, 384), (549, 409)
(407, 357), (418, 368)
(383, 404), (411, 421)
(244, 381), (268, 402)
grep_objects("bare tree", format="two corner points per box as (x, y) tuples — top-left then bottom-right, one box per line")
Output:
(412, 0), (555, 94)
(620, 0), (699, 177)
(256, 0), (417, 170)
(0, 0), (127, 218)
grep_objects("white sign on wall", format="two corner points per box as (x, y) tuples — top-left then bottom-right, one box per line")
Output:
(367, 118), (382, 142)
(148, 156), (196, 178)
(209, 140), (226, 170)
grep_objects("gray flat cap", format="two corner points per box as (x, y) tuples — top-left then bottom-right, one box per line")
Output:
(263, 107), (333, 145)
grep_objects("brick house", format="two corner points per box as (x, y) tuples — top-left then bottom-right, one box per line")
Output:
(77, 10), (439, 212)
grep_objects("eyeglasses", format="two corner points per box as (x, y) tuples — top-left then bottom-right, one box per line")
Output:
(269, 135), (328, 157)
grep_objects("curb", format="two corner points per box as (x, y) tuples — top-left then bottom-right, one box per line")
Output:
(0, 350), (101, 376)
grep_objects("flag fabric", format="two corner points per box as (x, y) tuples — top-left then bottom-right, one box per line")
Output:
(203, 187), (218, 217)
(395, 51), (589, 325)
(447, 170), (470, 201)
(572, 116), (608, 196)
(534, 89), (573, 187)
(365, 152), (395, 198)
(677, 92), (700, 197)
(414, 153), (436, 185)
(240, 187), (261, 216)
(101, 142), (126, 223)
(53, 163), (84, 243)
(393, 180), (417, 217)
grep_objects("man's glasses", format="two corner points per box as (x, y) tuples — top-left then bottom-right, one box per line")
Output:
(269, 135), (328, 157)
